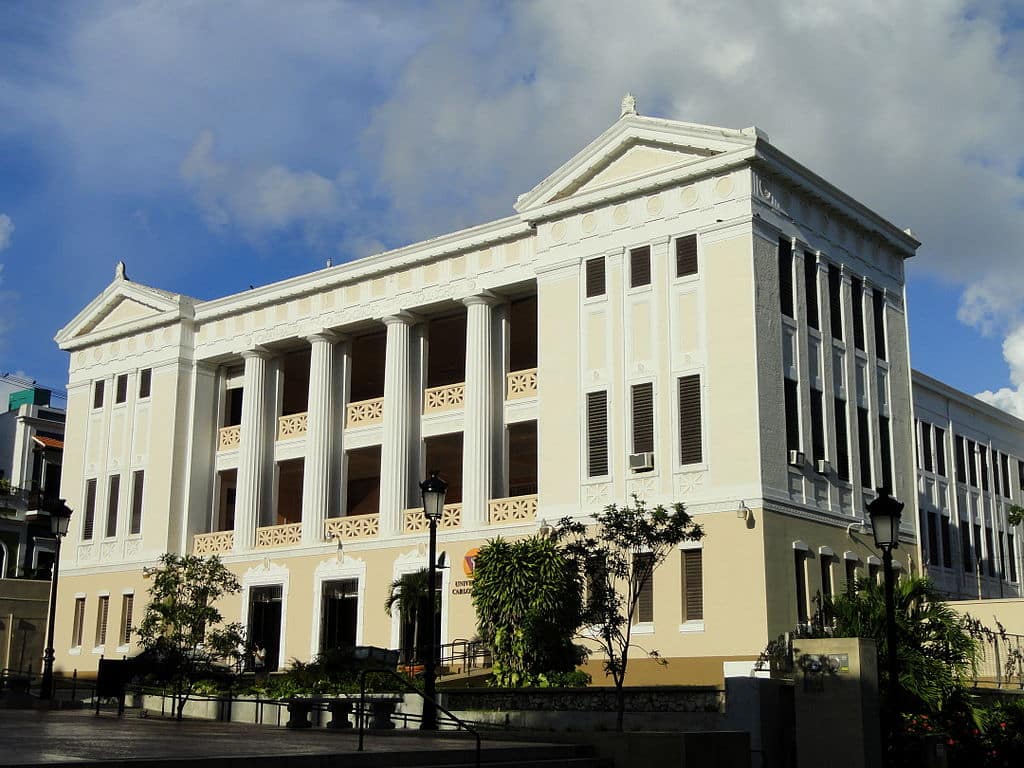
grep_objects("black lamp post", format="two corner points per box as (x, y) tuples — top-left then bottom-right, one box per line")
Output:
(867, 487), (904, 747)
(419, 470), (447, 731)
(40, 499), (73, 700)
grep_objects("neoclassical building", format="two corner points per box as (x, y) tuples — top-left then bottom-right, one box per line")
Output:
(50, 97), (1018, 685)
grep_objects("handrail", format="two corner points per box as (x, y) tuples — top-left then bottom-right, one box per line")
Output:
(358, 668), (480, 768)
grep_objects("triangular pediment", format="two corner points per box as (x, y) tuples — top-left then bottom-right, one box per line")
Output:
(88, 296), (163, 334)
(515, 114), (762, 215)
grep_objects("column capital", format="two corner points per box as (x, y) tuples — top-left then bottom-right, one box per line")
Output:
(241, 346), (271, 361)
(381, 311), (420, 327)
(304, 329), (344, 345)
(461, 290), (501, 308)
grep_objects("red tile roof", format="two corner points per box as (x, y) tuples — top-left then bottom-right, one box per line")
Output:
(32, 435), (64, 450)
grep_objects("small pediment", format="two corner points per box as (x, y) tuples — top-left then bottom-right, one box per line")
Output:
(88, 297), (163, 334)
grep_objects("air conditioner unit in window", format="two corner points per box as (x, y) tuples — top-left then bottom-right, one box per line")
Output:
(629, 452), (655, 472)
(788, 450), (805, 467)
(815, 459), (831, 475)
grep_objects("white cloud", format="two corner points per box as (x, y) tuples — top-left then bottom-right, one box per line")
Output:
(0, 214), (13, 251)
(977, 325), (1024, 419)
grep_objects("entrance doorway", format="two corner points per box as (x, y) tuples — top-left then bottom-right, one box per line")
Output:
(320, 579), (358, 653)
(247, 585), (283, 672)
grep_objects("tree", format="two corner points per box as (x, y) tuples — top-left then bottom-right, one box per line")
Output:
(136, 553), (244, 720)
(471, 535), (586, 687)
(384, 569), (432, 665)
(556, 496), (704, 730)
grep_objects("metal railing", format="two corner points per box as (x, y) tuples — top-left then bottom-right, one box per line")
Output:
(0, 667), (96, 703)
(973, 631), (1024, 688)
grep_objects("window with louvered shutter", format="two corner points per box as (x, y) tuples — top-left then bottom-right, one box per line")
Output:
(633, 552), (654, 623)
(810, 389), (825, 462)
(120, 594), (134, 645)
(630, 246), (651, 288)
(804, 253), (819, 330)
(130, 470), (145, 535)
(857, 408), (872, 488)
(784, 378), (800, 454)
(851, 277), (865, 350)
(586, 391), (609, 477)
(631, 383), (654, 454)
(678, 375), (702, 465)
(82, 479), (97, 541)
(834, 398), (850, 481)
(585, 257), (605, 298)
(676, 235), (698, 277)
(873, 290), (887, 360)
(96, 595), (109, 646)
(778, 239), (794, 318)
(72, 598), (85, 647)
(879, 415), (893, 492)
(828, 264), (843, 340)
(106, 475), (120, 538)
(681, 549), (703, 621)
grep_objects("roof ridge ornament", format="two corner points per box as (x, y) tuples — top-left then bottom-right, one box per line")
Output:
(115, 261), (127, 281)
(620, 92), (638, 118)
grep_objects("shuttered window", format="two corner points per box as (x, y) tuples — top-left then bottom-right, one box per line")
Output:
(935, 428), (946, 477)
(675, 234), (698, 277)
(93, 380), (105, 409)
(955, 436), (966, 483)
(810, 389), (825, 463)
(873, 290), (887, 360)
(633, 552), (654, 623)
(586, 391), (609, 477)
(82, 479), (97, 541)
(678, 375), (703, 465)
(828, 264), (843, 340)
(630, 246), (651, 288)
(784, 378), (800, 454)
(130, 470), (145, 535)
(120, 594), (134, 646)
(857, 408), (872, 488)
(851, 277), (865, 350)
(879, 415), (893, 492)
(95, 595), (109, 647)
(778, 239), (794, 318)
(138, 368), (152, 399)
(106, 475), (120, 538)
(631, 383), (654, 454)
(72, 597), (86, 647)
(585, 257), (605, 298)
(681, 549), (703, 621)
(115, 374), (128, 404)
(804, 253), (819, 330)
(834, 398), (850, 481)
(795, 551), (809, 624)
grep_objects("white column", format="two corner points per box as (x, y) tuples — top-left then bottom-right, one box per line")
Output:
(462, 293), (499, 528)
(235, 348), (270, 552)
(379, 313), (416, 537)
(301, 332), (337, 545)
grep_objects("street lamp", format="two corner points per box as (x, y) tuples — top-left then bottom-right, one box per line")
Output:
(866, 487), (904, 744)
(419, 470), (447, 731)
(40, 499), (73, 700)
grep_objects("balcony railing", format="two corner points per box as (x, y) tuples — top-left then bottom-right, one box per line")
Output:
(277, 412), (308, 440)
(255, 522), (303, 549)
(324, 514), (379, 540)
(506, 368), (538, 400)
(218, 425), (241, 451)
(487, 494), (539, 524)
(404, 504), (462, 534)
(193, 530), (234, 555)
(424, 383), (465, 414)
(346, 397), (384, 427)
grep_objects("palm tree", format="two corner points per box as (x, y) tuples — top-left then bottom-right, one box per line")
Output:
(384, 569), (430, 664)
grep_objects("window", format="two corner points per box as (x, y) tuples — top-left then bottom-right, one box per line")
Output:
(675, 234), (698, 277)
(120, 594), (134, 646)
(95, 595), (109, 647)
(115, 374), (128, 404)
(633, 552), (655, 623)
(828, 264), (843, 340)
(857, 408), (872, 488)
(845, 559), (858, 594)
(921, 424), (933, 473)
(785, 378), (800, 454)
(130, 470), (145, 535)
(994, 453), (1002, 495)
(878, 415), (893, 492)
(82, 479), (97, 541)
(955, 436), (966, 484)
(678, 375), (703, 465)
(72, 597), (86, 647)
(974, 523), (983, 573)
(962, 523), (973, 573)
(873, 290), (886, 360)
(985, 527), (996, 577)
(630, 246), (651, 288)
(779, 238), (794, 318)
(321, 579), (359, 651)
(868, 561), (880, 584)
(585, 257), (605, 298)
(927, 512), (939, 566)
(586, 391), (609, 477)
(999, 532), (1007, 580)
(1001, 454), (1011, 498)
(138, 368), (152, 399)
(834, 398), (850, 481)
(681, 549), (703, 622)
(820, 556), (833, 603)
(631, 383), (654, 455)
(941, 517), (952, 569)
(795, 551), (809, 624)
(804, 253), (819, 330)
(93, 380), (105, 409)
(935, 428), (946, 477)
(851, 277), (865, 350)
(979, 446), (989, 491)
(1009, 533), (1017, 583)
(810, 389), (825, 463)
(106, 475), (120, 538)
(1019, 459), (1024, 492)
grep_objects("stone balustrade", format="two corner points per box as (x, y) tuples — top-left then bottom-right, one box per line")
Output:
(277, 412), (308, 440)
(255, 522), (303, 548)
(424, 383), (465, 414)
(218, 425), (241, 451)
(193, 530), (234, 555)
(506, 368), (538, 400)
(403, 504), (462, 533)
(346, 397), (384, 427)
(487, 494), (539, 524)
(324, 514), (380, 540)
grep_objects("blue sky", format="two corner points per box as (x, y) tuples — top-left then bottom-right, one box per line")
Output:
(1, 1), (1022, 414)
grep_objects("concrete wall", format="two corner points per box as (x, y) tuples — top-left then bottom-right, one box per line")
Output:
(0, 577), (48, 673)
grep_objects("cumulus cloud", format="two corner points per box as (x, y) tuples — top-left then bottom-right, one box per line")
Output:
(977, 325), (1024, 418)
(0, 214), (13, 251)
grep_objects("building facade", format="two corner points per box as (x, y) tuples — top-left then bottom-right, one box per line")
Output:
(52, 100), (925, 684)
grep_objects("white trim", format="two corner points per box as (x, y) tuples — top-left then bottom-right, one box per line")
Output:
(792, 540), (810, 552)
(679, 621), (705, 634)
(843, 550), (860, 562)
(240, 561), (290, 672)
(631, 622), (655, 636)
(818, 546), (835, 558)
(309, 555), (367, 660)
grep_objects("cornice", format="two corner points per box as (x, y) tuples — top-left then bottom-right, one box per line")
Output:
(912, 369), (1024, 432)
